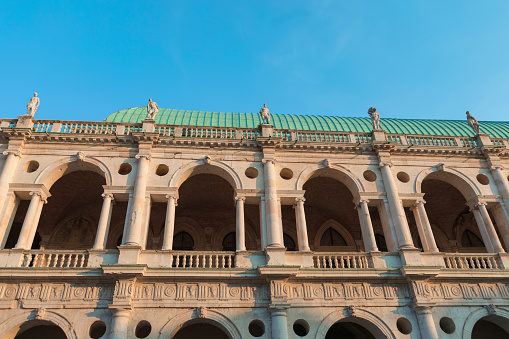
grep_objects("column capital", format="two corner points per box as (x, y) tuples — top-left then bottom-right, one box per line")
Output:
(135, 154), (152, 160)
(2, 150), (22, 157)
(476, 202), (488, 208)
(490, 165), (504, 171)
(262, 158), (277, 165)
(294, 197), (305, 203)
(412, 304), (434, 313)
(234, 196), (246, 206)
(165, 194), (178, 200)
(379, 162), (393, 168)
(102, 193), (115, 200)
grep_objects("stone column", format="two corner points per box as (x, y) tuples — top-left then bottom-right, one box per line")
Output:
(269, 306), (289, 339)
(235, 196), (246, 251)
(263, 159), (283, 247)
(14, 192), (43, 250)
(0, 151), (21, 208)
(470, 206), (494, 253)
(491, 166), (509, 208)
(109, 308), (131, 339)
(0, 194), (19, 249)
(294, 198), (310, 251)
(356, 200), (378, 252)
(162, 195), (177, 250)
(414, 306), (439, 339)
(411, 201), (439, 252)
(259, 197), (267, 249)
(490, 203), (509, 250)
(478, 203), (505, 253)
(121, 193), (133, 245)
(140, 195), (152, 249)
(125, 155), (150, 246)
(26, 197), (45, 249)
(379, 163), (414, 248)
(377, 200), (398, 252)
(93, 193), (115, 250)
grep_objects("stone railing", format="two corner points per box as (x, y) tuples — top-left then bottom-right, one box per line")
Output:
(20, 250), (89, 268)
(168, 251), (235, 268)
(443, 254), (501, 269)
(312, 253), (373, 269)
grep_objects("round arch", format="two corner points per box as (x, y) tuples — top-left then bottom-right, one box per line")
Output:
(173, 217), (205, 250)
(462, 306), (509, 338)
(296, 164), (364, 197)
(314, 219), (357, 251)
(158, 308), (241, 339)
(414, 167), (480, 200)
(0, 310), (78, 339)
(315, 308), (395, 339)
(35, 157), (112, 190)
(169, 160), (242, 190)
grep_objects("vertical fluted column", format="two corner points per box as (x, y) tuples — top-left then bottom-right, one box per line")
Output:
(294, 198), (310, 251)
(379, 163), (414, 248)
(356, 200), (378, 252)
(269, 306), (289, 339)
(125, 155), (150, 246)
(263, 159), (283, 247)
(109, 308), (131, 339)
(14, 192), (43, 249)
(162, 195), (177, 250)
(470, 206), (494, 252)
(411, 201), (439, 252)
(259, 197), (267, 249)
(93, 193), (115, 250)
(478, 203), (505, 253)
(414, 306), (439, 339)
(235, 196), (246, 251)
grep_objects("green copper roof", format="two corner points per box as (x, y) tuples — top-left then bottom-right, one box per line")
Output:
(104, 107), (509, 138)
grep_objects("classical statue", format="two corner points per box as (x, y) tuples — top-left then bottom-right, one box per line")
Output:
(146, 98), (159, 120)
(26, 92), (40, 117)
(466, 111), (480, 135)
(368, 107), (380, 130)
(260, 103), (270, 125)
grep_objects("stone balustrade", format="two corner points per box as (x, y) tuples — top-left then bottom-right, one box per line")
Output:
(312, 253), (373, 269)
(168, 251), (235, 268)
(443, 254), (502, 269)
(20, 250), (89, 268)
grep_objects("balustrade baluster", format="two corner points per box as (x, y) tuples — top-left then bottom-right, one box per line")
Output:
(214, 255), (219, 268)
(333, 256), (338, 268)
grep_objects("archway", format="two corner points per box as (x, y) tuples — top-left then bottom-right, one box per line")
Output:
(13, 320), (67, 339)
(173, 321), (230, 339)
(471, 315), (509, 339)
(325, 319), (376, 339)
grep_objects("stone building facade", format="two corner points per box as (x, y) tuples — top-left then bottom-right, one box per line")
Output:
(0, 107), (509, 338)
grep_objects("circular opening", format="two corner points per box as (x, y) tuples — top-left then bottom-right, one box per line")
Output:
(135, 321), (151, 338)
(24, 161), (39, 173)
(280, 168), (294, 180)
(245, 167), (259, 179)
(363, 170), (377, 182)
(118, 163), (132, 175)
(396, 317), (412, 335)
(89, 320), (107, 339)
(155, 164), (169, 176)
(248, 320), (265, 337)
(293, 319), (309, 337)
(439, 317), (455, 334)
(397, 171), (410, 183)
(477, 173), (489, 185)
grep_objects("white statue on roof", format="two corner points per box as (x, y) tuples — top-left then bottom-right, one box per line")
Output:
(260, 103), (270, 125)
(368, 107), (380, 130)
(26, 92), (40, 117)
(147, 98), (159, 120)
(466, 111), (480, 135)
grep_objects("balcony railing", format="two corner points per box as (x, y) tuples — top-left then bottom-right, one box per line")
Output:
(168, 251), (235, 268)
(443, 254), (501, 269)
(20, 250), (89, 268)
(312, 253), (373, 269)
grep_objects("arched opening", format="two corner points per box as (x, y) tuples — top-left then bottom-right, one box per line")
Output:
(472, 315), (509, 339)
(173, 321), (230, 339)
(325, 319), (378, 339)
(173, 231), (194, 250)
(283, 233), (296, 251)
(222, 232), (235, 251)
(302, 174), (360, 252)
(8, 320), (67, 339)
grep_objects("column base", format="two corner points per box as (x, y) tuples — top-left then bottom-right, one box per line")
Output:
(5, 248), (24, 267)
(265, 246), (287, 265)
(118, 245), (141, 264)
(399, 247), (423, 266)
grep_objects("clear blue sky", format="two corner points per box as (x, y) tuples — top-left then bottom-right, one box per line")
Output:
(1, 1), (508, 122)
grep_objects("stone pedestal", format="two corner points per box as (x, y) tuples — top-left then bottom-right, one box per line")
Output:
(16, 115), (34, 129)
(118, 245), (141, 264)
(265, 246), (287, 266)
(261, 124), (273, 137)
(371, 129), (386, 142)
(476, 133), (492, 147)
(142, 118), (156, 133)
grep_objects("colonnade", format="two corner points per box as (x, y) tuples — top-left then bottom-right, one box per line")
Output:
(2, 155), (509, 255)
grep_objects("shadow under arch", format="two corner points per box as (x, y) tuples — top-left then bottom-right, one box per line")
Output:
(296, 165), (364, 198)
(158, 308), (241, 339)
(35, 157), (112, 190)
(414, 167), (480, 200)
(462, 306), (509, 338)
(0, 309), (78, 339)
(314, 219), (357, 250)
(169, 160), (242, 190)
(315, 308), (395, 339)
